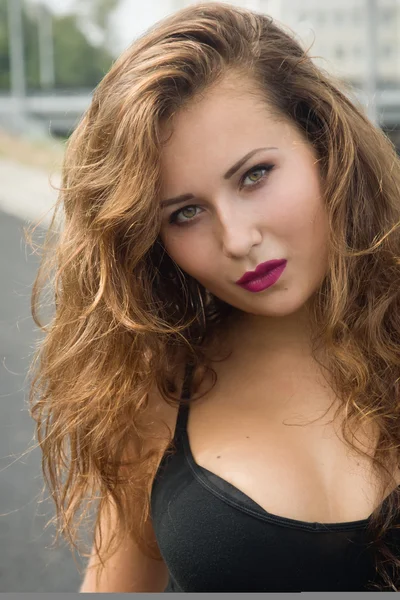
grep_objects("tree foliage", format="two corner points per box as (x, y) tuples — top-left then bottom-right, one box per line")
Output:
(52, 14), (114, 89)
(0, 0), (116, 91)
(0, 0), (11, 89)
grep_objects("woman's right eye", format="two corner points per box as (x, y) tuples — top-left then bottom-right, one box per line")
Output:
(169, 205), (201, 226)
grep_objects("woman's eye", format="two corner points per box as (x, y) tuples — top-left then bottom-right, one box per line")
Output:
(241, 164), (274, 188)
(169, 205), (200, 225)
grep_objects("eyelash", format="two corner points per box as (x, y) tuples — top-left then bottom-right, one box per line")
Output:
(168, 163), (275, 227)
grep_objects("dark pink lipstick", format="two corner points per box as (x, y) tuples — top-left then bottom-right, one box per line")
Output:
(236, 259), (287, 293)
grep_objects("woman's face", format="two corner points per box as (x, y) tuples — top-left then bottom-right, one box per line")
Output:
(158, 78), (330, 318)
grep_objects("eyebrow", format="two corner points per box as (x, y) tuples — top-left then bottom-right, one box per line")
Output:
(160, 146), (278, 209)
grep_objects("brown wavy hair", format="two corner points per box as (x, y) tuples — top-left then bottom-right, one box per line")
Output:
(28, 1), (400, 591)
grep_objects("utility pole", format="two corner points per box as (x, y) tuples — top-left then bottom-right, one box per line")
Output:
(7, 0), (26, 124)
(37, 3), (55, 89)
(365, 0), (379, 126)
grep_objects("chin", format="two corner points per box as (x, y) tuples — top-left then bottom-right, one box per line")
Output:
(227, 289), (310, 318)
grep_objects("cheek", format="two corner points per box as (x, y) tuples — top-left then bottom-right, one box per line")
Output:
(162, 232), (215, 278)
(282, 198), (330, 279)
(269, 172), (326, 246)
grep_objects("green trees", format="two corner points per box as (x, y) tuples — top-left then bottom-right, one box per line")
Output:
(52, 14), (114, 89)
(0, 0), (117, 91)
(0, 1), (10, 89)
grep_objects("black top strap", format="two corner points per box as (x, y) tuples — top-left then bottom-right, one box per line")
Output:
(181, 362), (194, 400)
(174, 363), (193, 437)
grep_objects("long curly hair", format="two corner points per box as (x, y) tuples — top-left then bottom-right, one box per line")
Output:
(28, 1), (400, 591)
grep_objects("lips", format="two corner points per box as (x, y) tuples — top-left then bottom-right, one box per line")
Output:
(236, 259), (287, 285)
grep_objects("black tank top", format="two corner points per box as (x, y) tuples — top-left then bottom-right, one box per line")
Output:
(150, 368), (398, 592)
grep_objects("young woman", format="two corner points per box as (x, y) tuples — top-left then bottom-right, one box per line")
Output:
(29, 2), (400, 592)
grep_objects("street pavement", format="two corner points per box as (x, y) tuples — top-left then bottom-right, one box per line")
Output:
(0, 159), (83, 591)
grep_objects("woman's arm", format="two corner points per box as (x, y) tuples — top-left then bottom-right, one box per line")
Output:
(79, 381), (180, 593)
(80, 505), (168, 593)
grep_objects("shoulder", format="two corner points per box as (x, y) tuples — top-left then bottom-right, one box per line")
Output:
(138, 360), (188, 456)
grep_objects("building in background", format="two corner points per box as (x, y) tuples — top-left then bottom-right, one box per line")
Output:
(171, 0), (400, 89)
(270, 0), (399, 89)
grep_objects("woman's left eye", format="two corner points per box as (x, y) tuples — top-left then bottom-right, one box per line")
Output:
(240, 163), (274, 188)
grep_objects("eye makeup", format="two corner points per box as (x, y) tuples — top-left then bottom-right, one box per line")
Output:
(168, 162), (275, 226)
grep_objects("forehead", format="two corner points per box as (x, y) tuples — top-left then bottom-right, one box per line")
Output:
(159, 82), (302, 193)
(161, 79), (276, 151)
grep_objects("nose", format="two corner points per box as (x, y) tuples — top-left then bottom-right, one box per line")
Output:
(218, 204), (262, 259)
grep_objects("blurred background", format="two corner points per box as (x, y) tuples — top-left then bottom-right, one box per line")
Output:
(0, 0), (399, 592)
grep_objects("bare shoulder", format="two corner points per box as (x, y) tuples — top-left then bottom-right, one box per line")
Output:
(139, 363), (186, 454)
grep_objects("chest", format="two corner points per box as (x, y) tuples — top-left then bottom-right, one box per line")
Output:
(183, 354), (393, 524)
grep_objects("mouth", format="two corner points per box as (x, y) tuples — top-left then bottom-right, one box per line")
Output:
(236, 259), (287, 285)
(235, 259), (287, 293)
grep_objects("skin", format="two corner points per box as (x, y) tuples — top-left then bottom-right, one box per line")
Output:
(159, 75), (330, 360)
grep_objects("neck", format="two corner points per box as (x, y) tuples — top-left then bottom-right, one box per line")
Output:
(225, 304), (316, 360)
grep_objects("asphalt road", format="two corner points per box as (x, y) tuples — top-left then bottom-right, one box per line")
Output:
(0, 210), (84, 591)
